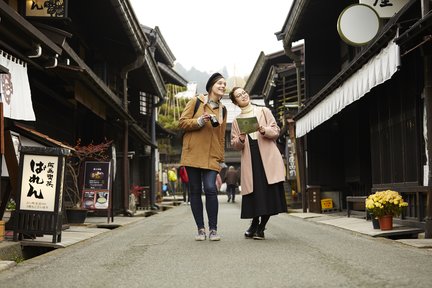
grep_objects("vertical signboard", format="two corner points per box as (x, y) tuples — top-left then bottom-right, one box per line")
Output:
(19, 154), (59, 212)
(81, 161), (112, 211)
(287, 139), (297, 181)
(13, 146), (69, 243)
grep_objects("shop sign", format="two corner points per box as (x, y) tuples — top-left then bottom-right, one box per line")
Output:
(19, 153), (61, 212)
(83, 161), (111, 190)
(287, 139), (296, 180)
(24, 0), (68, 18)
(82, 161), (112, 210)
(360, 0), (410, 18)
(337, 4), (381, 46)
(13, 146), (69, 243)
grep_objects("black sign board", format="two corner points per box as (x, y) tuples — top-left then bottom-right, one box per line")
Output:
(83, 161), (110, 190)
(81, 161), (112, 222)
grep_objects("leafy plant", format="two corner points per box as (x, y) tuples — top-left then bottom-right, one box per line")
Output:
(6, 199), (16, 210)
(157, 84), (188, 132)
(130, 184), (144, 202)
(13, 255), (25, 263)
(64, 139), (113, 209)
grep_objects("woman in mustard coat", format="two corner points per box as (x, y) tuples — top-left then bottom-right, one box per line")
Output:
(179, 73), (227, 241)
(230, 87), (287, 240)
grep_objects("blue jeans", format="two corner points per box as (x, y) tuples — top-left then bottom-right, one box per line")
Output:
(186, 167), (219, 231)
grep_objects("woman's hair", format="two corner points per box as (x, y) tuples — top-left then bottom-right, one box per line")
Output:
(229, 86), (243, 105)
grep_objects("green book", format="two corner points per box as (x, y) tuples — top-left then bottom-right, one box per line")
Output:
(237, 116), (259, 134)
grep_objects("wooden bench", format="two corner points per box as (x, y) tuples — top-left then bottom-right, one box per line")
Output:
(346, 196), (368, 219)
(372, 185), (432, 223)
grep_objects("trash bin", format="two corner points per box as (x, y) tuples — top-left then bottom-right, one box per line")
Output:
(307, 185), (321, 213)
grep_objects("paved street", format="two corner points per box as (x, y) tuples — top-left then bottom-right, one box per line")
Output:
(0, 196), (432, 288)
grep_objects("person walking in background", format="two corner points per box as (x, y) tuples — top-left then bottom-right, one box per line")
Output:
(178, 72), (227, 241)
(168, 167), (177, 199)
(229, 87), (287, 240)
(179, 166), (190, 204)
(215, 173), (223, 193)
(162, 170), (169, 196)
(223, 166), (239, 203)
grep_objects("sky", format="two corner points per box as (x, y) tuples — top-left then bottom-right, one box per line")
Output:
(129, 0), (294, 77)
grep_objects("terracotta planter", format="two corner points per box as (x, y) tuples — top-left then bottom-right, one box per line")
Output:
(378, 215), (393, 231)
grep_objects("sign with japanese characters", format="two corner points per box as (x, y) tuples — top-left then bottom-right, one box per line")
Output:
(13, 146), (68, 243)
(19, 154), (59, 212)
(82, 161), (111, 210)
(24, 0), (68, 18)
(83, 161), (111, 190)
(360, 0), (410, 18)
(287, 139), (296, 180)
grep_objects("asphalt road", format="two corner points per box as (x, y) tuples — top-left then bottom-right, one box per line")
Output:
(0, 196), (431, 288)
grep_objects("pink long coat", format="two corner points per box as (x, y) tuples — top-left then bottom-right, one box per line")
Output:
(231, 107), (285, 195)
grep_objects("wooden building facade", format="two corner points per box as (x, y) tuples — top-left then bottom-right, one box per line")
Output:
(276, 0), (432, 233)
(0, 0), (186, 220)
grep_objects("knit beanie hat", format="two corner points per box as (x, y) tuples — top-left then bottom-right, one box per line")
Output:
(205, 72), (224, 92)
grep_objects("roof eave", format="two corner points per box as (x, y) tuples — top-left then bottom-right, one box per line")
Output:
(158, 62), (188, 87)
(282, 0), (310, 47)
(244, 52), (266, 93)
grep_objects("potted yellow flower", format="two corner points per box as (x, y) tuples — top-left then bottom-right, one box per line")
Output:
(365, 190), (408, 230)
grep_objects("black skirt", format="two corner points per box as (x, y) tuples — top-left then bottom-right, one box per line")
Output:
(241, 136), (287, 219)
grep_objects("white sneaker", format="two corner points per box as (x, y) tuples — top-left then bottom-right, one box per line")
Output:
(195, 229), (206, 241)
(209, 230), (221, 241)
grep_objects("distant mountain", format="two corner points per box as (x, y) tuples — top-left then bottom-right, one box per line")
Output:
(174, 63), (246, 94)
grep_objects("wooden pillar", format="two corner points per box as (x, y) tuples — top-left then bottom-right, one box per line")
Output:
(422, 0), (432, 238)
(424, 55), (432, 238)
(288, 119), (304, 211)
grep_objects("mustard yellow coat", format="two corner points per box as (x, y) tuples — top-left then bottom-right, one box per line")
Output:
(231, 107), (285, 195)
(179, 95), (227, 172)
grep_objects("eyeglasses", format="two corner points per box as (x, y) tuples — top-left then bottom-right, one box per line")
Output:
(234, 90), (248, 98)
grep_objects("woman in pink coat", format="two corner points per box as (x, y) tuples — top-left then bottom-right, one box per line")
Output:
(230, 87), (287, 240)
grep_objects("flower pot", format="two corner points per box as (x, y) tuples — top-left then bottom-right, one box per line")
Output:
(66, 208), (88, 224)
(378, 215), (393, 231)
(371, 217), (380, 229)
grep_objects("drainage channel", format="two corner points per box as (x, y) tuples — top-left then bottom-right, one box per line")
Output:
(2, 208), (164, 265)
(14, 224), (123, 262)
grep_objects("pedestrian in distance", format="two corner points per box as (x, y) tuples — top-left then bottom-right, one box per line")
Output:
(178, 72), (227, 241)
(167, 167), (177, 199)
(223, 166), (239, 203)
(229, 87), (287, 240)
(216, 173), (223, 193)
(179, 166), (190, 204)
(162, 170), (169, 196)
